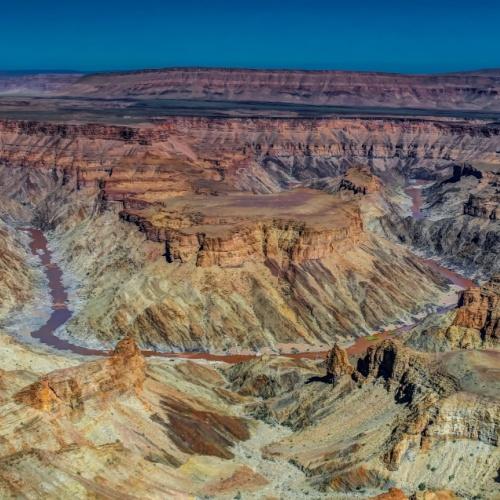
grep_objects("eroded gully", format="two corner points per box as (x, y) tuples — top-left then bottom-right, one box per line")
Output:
(21, 182), (475, 362)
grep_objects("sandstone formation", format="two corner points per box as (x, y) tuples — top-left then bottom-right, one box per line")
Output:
(4, 110), (497, 350)
(0, 140), (452, 352)
(16, 337), (145, 412)
(1, 118), (499, 197)
(453, 274), (499, 342)
(1, 329), (496, 498)
(325, 343), (354, 382)
(407, 275), (499, 351)
(48, 206), (448, 351)
(0, 337), (271, 498)
(119, 189), (364, 267)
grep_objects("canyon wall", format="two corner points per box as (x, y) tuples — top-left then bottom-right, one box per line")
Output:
(1, 117), (499, 198)
(380, 163), (499, 278)
(1, 114), (498, 350)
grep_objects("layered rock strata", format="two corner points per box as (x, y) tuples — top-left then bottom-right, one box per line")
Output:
(0, 338), (266, 498)
(63, 68), (500, 111)
(119, 190), (364, 268)
(1, 118), (499, 200)
(407, 275), (499, 351)
(245, 341), (499, 496)
(16, 337), (145, 412)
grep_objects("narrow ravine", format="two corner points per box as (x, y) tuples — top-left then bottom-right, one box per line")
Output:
(21, 182), (475, 362)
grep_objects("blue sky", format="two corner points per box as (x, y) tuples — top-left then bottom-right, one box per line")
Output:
(1, 0), (499, 73)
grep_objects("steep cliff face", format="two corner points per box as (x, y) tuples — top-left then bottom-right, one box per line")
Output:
(1, 113), (497, 351)
(1, 69), (499, 500)
(119, 189), (364, 268)
(7, 114), (490, 350)
(1, 118), (499, 199)
(453, 275), (499, 341)
(407, 275), (499, 352)
(64, 68), (500, 110)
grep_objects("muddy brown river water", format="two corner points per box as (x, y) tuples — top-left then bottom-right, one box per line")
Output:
(21, 182), (475, 362)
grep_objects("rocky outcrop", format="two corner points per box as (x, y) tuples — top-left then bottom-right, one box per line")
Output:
(307, 165), (382, 196)
(226, 356), (322, 399)
(463, 193), (498, 219)
(0, 338), (260, 498)
(325, 343), (354, 382)
(443, 163), (483, 184)
(48, 207), (449, 351)
(352, 341), (499, 472)
(372, 488), (408, 500)
(16, 337), (145, 412)
(453, 275), (499, 344)
(357, 340), (457, 401)
(254, 340), (498, 497)
(407, 276), (499, 351)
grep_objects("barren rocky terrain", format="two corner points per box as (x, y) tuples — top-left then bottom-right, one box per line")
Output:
(0, 69), (498, 498)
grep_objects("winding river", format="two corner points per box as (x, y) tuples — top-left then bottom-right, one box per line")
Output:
(21, 181), (475, 362)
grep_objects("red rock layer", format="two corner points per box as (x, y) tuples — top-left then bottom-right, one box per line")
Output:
(120, 207), (364, 267)
(453, 275), (500, 343)
(66, 68), (500, 110)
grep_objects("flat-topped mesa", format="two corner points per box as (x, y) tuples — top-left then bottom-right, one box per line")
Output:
(197, 218), (364, 267)
(120, 190), (364, 267)
(15, 337), (145, 412)
(453, 275), (500, 344)
(65, 68), (500, 110)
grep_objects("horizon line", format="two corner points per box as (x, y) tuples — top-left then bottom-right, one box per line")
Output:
(1, 65), (500, 77)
